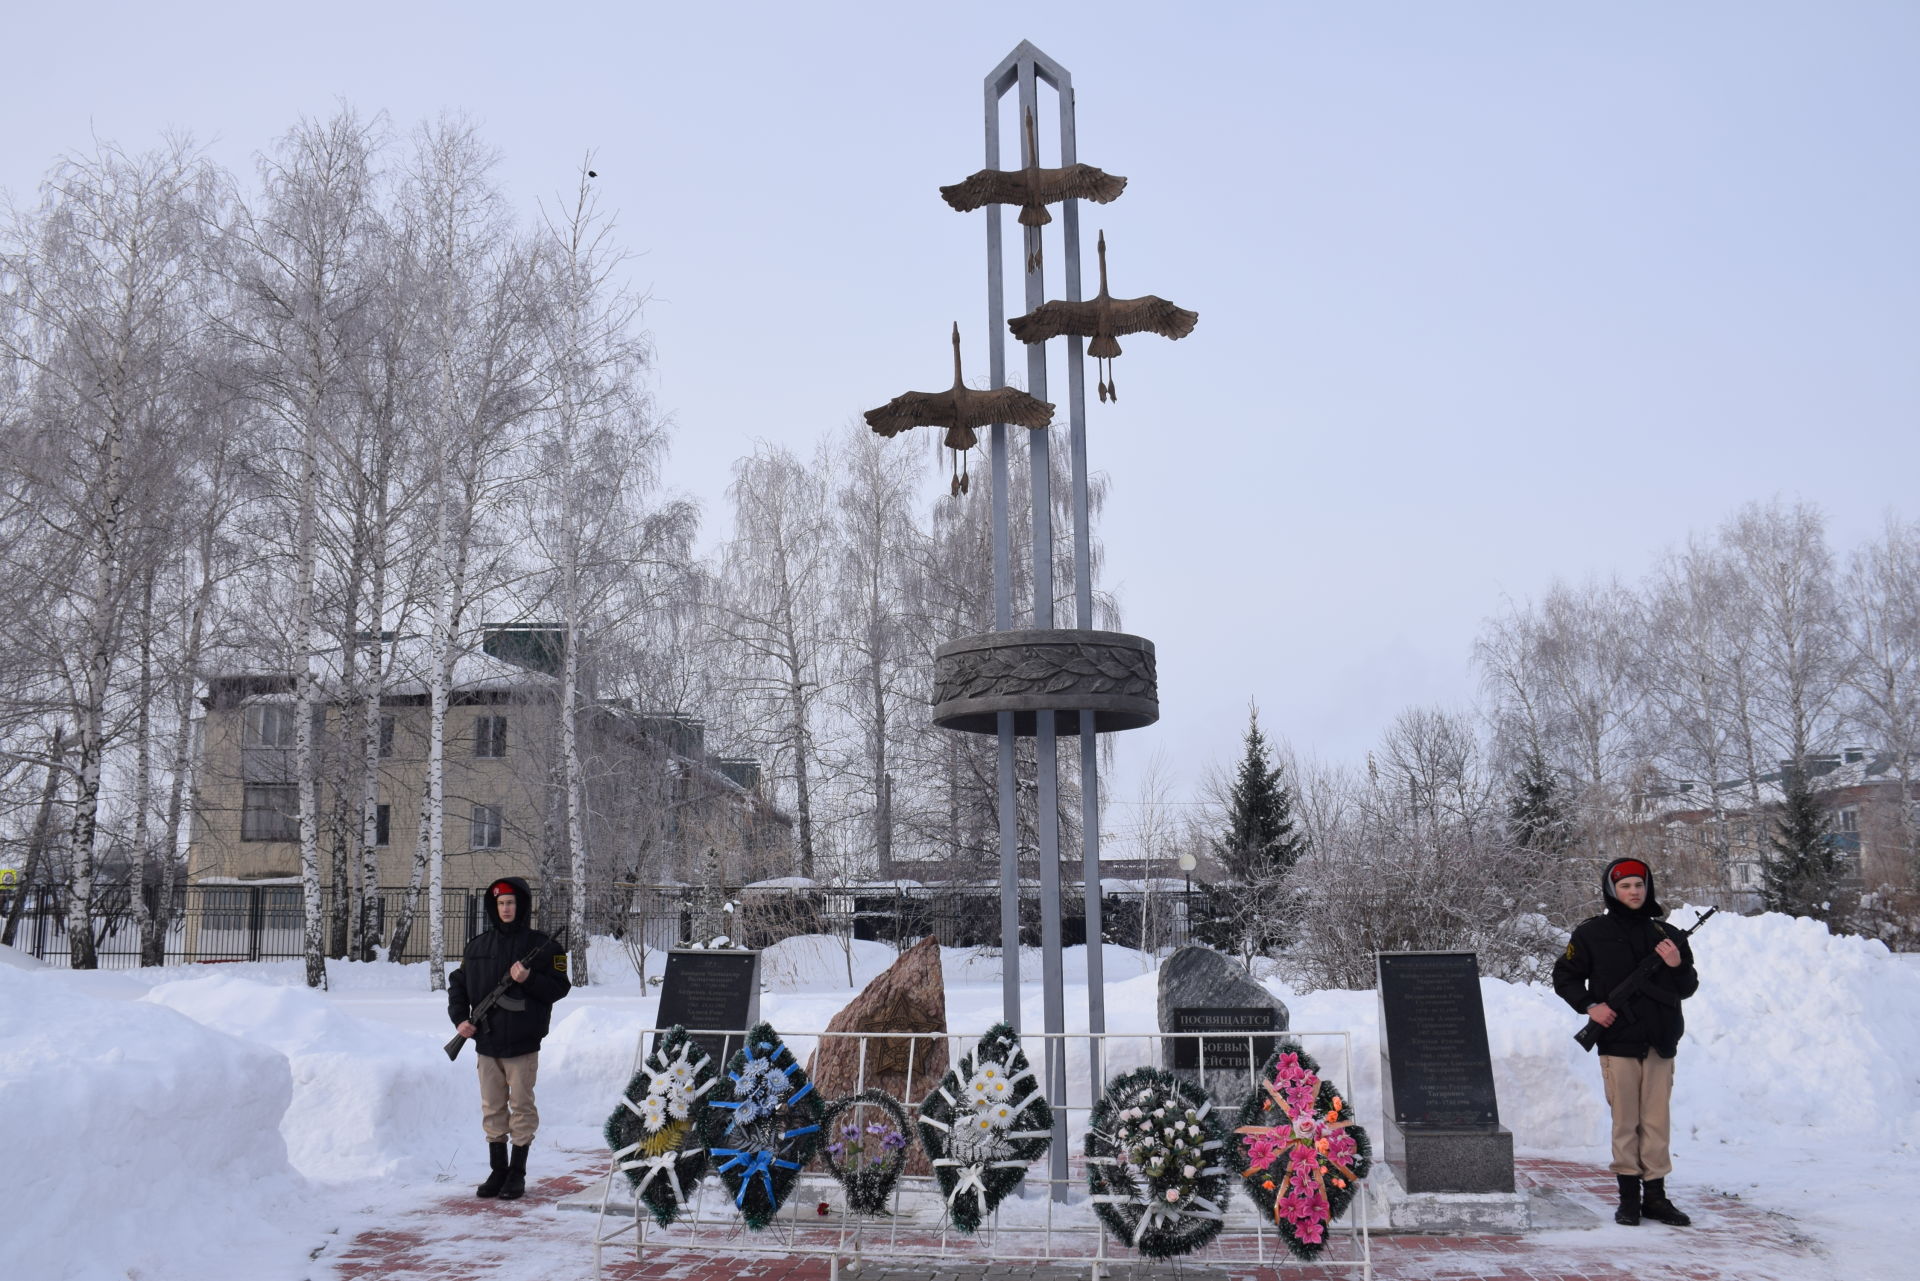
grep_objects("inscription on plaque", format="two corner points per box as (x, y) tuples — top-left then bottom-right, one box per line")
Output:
(1377, 952), (1499, 1128)
(655, 948), (760, 1066)
(1169, 1006), (1278, 1071)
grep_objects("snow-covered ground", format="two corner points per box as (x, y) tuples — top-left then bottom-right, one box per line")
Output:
(3, 909), (1916, 1279)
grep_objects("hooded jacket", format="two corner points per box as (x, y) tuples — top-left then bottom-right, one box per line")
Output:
(447, 876), (571, 1059)
(1551, 858), (1699, 1059)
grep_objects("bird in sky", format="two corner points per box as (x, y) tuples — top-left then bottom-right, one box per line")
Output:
(1007, 231), (1197, 402)
(864, 324), (1055, 495)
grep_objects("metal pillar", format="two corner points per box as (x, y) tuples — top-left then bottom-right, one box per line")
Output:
(982, 40), (1101, 1200)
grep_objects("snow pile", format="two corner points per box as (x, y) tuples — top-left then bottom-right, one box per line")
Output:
(535, 1002), (656, 1136)
(1680, 909), (1920, 1146)
(0, 940), (45, 969)
(145, 971), (473, 1181)
(1280, 908), (1920, 1154)
(0, 963), (306, 1281)
(760, 934), (899, 991)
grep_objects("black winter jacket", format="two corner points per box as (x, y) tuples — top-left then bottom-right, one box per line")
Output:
(1551, 859), (1699, 1060)
(447, 877), (571, 1059)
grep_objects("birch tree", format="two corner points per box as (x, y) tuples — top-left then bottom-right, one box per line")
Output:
(1844, 518), (1920, 882)
(521, 163), (694, 986)
(386, 120), (546, 986)
(712, 443), (836, 880)
(0, 138), (218, 967)
(229, 111), (384, 987)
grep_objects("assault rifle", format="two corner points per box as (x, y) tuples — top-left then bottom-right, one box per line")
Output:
(1575, 907), (1715, 1052)
(445, 927), (569, 1062)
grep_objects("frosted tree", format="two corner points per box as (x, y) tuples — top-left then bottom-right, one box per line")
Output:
(1842, 518), (1920, 883)
(520, 162), (694, 985)
(228, 110), (385, 987)
(826, 425), (926, 878)
(0, 137), (220, 968)
(1721, 500), (1849, 770)
(386, 120), (546, 986)
(712, 443), (836, 880)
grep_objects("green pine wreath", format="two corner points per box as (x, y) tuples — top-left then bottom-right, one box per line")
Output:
(1232, 1040), (1372, 1259)
(820, 1088), (912, 1215)
(915, 1022), (1053, 1232)
(1085, 1065), (1232, 1259)
(603, 1024), (720, 1227)
(700, 1022), (824, 1229)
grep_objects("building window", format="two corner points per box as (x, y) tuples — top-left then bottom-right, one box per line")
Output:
(244, 704), (295, 748)
(1833, 807), (1858, 833)
(376, 803), (391, 847)
(242, 784), (299, 841)
(474, 714), (508, 759)
(470, 804), (503, 850)
(379, 715), (395, 758)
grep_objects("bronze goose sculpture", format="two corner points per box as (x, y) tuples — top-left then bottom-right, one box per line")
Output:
(1008, 231), (1198, 402)
(864, 324), (1055, 495)
(940, 109), (1126, 272)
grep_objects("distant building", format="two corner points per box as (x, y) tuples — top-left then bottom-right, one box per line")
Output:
(1637, 749), (1917, 910)
(185, 626), (791, 894)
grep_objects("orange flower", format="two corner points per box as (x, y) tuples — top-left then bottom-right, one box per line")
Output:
(1263, 1100), (1272, 1111)
(1262, 1179), (1275, 1191)
(1333, 1178), (1347, 1189)
(1316, 1138), (1330, 1153)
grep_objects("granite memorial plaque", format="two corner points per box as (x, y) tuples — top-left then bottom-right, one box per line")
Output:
(1375, 950), (1513, 1193)
(655, 948), (760, 1067)
(1378, 952), (1499, 1127)
(1169, 1006), (1278, 1070)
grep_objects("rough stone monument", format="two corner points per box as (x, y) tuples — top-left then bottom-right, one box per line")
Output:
(1156, 945), (1289, 1101)
(806, 936), (951, 1174)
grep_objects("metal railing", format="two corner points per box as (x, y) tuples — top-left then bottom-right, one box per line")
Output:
(1, 883), (1220, 969)
(589, 1025), (1371, 1280)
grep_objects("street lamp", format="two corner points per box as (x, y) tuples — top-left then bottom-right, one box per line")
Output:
(1177, 852), (1197, 943)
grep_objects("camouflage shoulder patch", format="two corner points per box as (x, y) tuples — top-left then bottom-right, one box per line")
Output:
(553, 952), (569, 973)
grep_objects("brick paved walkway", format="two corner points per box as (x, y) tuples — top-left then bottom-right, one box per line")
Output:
(324, 1152), (1821, 1281)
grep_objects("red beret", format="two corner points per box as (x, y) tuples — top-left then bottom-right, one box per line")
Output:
(1609, 860), (1649, 884)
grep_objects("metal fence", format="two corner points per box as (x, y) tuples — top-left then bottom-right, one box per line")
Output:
(589, 1025), (1371, 1281)
(1, 882), (1220, 969)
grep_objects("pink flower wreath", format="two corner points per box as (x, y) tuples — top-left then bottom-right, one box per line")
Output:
(1233, 1044), (1371, 1258)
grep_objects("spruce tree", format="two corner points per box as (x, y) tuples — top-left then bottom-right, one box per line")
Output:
(1761, 764), (1842, 920)
(1209, 707), (1307, 958)
(1506, 748), (1570, 856)
(1216, 707), (1305, 883)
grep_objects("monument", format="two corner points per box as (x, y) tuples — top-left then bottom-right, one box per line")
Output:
(1371, 950), (1525, 1233)
(654, 947), (760, 1068)
(1156, 945), (1290, 1100)
(860, 42), (1192, 1199)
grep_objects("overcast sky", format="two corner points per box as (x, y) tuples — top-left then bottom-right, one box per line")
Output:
(5, 2), (1916, 807)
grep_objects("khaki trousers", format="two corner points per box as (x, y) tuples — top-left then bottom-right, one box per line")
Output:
(477, 1051), (540, 1146)
(1600, 1052), (1675, 1178)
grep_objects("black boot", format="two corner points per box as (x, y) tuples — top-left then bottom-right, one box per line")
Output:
(1614, 1174), (1641, 1226)
(1641, 1177), (1692, 1226)
(501, 1142), (530, 1200)
(476, 1141), (508, 1198)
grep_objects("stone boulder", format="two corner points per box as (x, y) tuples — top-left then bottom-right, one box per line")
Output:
(1156, 945), (1291, 1102)
(806, 935), (950, 1174)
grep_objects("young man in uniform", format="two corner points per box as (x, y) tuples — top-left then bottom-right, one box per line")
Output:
(449, 876), (570, 1200)
(1552, 857), (1698, 1228)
